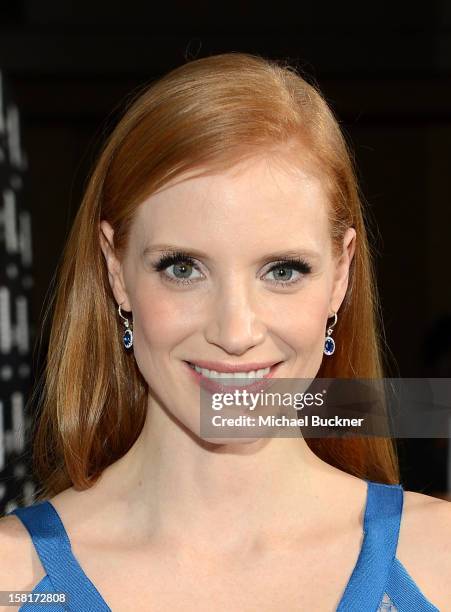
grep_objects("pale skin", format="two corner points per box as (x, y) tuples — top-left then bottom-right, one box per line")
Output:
(0, 152), (450, 611)
(97, 152), (358, 551)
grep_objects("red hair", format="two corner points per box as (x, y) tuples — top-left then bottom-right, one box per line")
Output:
(30, 52), (399, 501)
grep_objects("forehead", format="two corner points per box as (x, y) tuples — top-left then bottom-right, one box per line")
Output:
(130, 154), (331, 256)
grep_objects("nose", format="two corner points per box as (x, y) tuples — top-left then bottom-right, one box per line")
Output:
(204, 280), (266, 355)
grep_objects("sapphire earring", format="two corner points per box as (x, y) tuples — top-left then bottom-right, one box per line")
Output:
(324, 311), (337, 356)
(118, 303), (133, 349)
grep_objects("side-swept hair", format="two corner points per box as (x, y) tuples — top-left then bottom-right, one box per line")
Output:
(31, 52), (398, 501)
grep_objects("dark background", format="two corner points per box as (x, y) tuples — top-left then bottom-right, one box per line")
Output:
(1, 0), (450, 502)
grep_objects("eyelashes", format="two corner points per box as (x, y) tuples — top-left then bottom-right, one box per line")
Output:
(151, 250), (313, 287)
(152, 251), (198, 274)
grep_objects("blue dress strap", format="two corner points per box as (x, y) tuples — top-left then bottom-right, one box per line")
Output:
(386, 557), (439, 611)
(10, 501), (111, 611)
(20, 576), (62, 612)
(337, 480), (403, 612)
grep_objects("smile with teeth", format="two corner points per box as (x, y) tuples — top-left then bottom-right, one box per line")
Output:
(188, 362), (273, 383)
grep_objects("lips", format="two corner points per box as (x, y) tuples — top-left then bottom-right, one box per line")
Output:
(185, 359), (280, 373)
(184, 360), (282, 395)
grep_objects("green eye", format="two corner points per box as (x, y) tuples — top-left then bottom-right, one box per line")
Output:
(152, 252), (312, 287)
(268, 265), (295, 282)
(263, 258), (312, 286)
(152, 252), (203, 285)
(171, 262), (194, 278)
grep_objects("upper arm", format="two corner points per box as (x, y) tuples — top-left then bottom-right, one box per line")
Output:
(0, 515), (47, 611)
(397, 490), (451, 612)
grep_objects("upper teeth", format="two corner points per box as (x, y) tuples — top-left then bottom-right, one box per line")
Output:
(192, 364), (271, 383)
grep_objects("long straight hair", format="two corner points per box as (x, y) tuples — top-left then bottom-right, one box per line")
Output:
(31, 52), (399, 501)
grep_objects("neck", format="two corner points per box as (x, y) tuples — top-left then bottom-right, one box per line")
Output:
(92, 394), (355, 556)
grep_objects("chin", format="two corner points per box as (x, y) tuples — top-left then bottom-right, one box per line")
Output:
(203, 436), (261, 444)
(199, 434), (266, 446)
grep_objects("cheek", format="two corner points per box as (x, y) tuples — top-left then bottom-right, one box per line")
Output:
(273, 293), (329, 350)
(275, 296), (329, 379)
(131, 287), (197, 350)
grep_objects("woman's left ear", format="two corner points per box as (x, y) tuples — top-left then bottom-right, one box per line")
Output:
(330, 227), (356, 312)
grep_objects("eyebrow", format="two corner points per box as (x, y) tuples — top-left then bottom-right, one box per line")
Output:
(141, 244), (322, 263)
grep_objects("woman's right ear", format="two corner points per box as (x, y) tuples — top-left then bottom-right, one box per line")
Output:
(99, 220), (116, 284)
(99, 220), (131, 310)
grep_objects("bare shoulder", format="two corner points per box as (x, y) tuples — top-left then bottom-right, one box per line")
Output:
(0, 514), (46, 610)
(397, 489), (451, 611)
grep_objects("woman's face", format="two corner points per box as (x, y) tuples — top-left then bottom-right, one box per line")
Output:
(100, 153), (355, 438)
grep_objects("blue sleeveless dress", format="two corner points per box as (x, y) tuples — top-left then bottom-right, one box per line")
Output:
(7, 480), (440, 611)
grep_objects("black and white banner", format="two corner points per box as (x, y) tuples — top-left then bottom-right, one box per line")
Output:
(0, 69), (35, 515)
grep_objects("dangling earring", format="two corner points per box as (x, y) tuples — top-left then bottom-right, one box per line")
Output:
(324, 311), (337, 356)
(118, 303), (133, 349)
